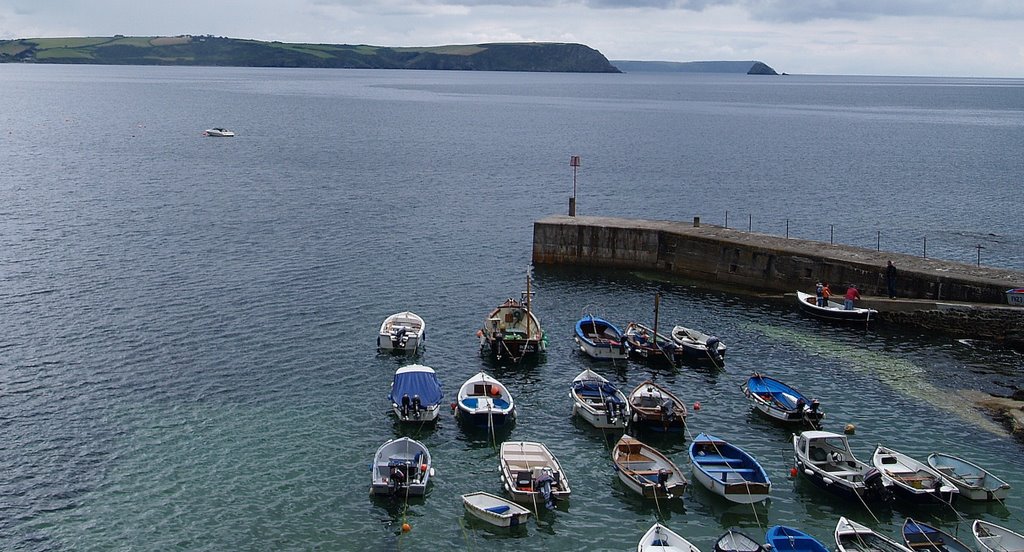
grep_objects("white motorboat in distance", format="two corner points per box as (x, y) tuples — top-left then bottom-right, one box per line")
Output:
(203, 127), (235, 137)
(377, 311), (425, 353)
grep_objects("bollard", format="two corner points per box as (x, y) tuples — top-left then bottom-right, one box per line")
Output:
(568, 196), (576, 217)
(693, 216), (700, 228)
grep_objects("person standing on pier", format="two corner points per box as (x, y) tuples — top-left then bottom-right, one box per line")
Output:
(844, 285), (861, 310)
(885, 261), (898, 299)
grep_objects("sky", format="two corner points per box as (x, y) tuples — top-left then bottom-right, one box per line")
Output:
(2, 0), (1023, 77)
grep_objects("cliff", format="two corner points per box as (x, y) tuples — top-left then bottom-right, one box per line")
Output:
(0, 35), (621, 73)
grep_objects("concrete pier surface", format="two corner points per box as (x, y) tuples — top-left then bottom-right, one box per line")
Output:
(533, 215), (1024, 348)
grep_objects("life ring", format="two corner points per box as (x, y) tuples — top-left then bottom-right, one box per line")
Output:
(512, 309), (524, 323)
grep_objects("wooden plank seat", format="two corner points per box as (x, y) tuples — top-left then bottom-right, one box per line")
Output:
(702, 467), (756, 474)
(693, 454), (744, 465)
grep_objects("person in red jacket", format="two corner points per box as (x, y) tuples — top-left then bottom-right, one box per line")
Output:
(844, 285), (861, 310)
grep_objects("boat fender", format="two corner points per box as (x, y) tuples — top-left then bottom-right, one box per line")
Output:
(804, 469), (814, 477)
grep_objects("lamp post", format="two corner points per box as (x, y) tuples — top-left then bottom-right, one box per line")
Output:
(569, 155), (581, 216)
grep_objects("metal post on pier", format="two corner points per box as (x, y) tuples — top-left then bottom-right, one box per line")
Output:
(568, 155), (581, 217)
(976, 244), (984, 267)
(830, 224), (834, 245)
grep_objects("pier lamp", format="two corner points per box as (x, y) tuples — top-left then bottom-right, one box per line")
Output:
(569, 155), (581, 216)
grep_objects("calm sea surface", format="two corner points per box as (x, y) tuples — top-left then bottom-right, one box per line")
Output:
(1, 65), (1023, 551)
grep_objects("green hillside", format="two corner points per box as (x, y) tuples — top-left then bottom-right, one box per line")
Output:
(0, 35), (621, 73)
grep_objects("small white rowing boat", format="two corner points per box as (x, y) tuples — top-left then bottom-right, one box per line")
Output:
(461, 491), (531, 528)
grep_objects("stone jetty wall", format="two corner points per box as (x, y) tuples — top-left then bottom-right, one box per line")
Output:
(532, 215), (1024, 348)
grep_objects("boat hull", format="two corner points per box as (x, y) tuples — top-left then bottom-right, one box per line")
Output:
(499, 441), (571, 506)
(461, 492), (531, 528)
(575, 316), (628, 360)
(391, 404), (440, 423)
(796, 291), (877, 323)
(927, 452), (1011, 501)
(371, 437), (431, 497)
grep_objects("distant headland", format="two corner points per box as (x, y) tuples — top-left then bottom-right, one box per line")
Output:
(611, 60), (778, 75)
(0, 35), (778, 75)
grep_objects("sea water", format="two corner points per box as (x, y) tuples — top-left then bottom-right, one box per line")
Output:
(1, 65), (1022, 551)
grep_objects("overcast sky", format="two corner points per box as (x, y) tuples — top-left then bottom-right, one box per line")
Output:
(2, 1), (1022, 77)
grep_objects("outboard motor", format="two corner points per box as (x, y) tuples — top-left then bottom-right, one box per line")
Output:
(795, 397), (806, 412)
(400, 393), (411, 417)
(392, 326), (408, 348)
(605, 398), (617, 425)
(534, 468), (556, 510)
(659, 398), (675, 420)
(809, 399), (820, 412)
(388, 465), (407, 494)
(657, 468), (671, 494)
(863, 467), (892, 502)
(705, 336), (722, 361)
(411, 395), (422, 418)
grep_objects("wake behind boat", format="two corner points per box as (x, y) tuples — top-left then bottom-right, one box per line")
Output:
(388, 364), (443, 423)
(570, 368), (630, 429)
(743, 373), (824, 427)
(377, 311), (425, 353)
(796, 290), (877, 323)
(689, 432), (771, 504)
(574, 314), (628, 360)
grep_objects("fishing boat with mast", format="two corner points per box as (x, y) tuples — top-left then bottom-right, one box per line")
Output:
(478, 274), (546, 362)
(624, 293), (684, 367)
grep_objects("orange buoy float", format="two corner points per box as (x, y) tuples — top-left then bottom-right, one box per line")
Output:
(693, 401), (701, 411)
(402, 523), (411, 533)
(790, 467), (798, 478)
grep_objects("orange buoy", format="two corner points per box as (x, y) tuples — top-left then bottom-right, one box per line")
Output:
(402, 523), (411, 532)
(790, 467), (798, 478)
(490, 386), (500, 397)
(693, 401), (701, 411)
(420, 464), (428, 472)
